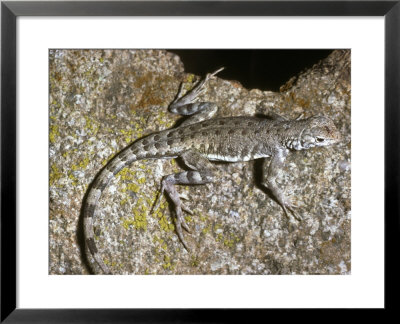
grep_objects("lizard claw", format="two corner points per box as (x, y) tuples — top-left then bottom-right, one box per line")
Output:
(281, 196), (303, 221)
(181, 202), (194, 215)
(176, 205), (192, 233)
(174, 207), (191, 250)
(206, 67), (225, 79)
(181, 219), (191, 233)
(179, 192), (189, 200)
(151, 184), (165, 215)
(286, 205), (303, 221)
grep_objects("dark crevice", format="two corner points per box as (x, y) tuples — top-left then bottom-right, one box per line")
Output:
(169, 49), (333, 92)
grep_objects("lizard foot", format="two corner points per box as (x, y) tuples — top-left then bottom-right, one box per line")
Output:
(187, 67), (225, 102)
(152, 183), (194, 250)
(281, 196), (303, 221)
(151, 189), (193, 216)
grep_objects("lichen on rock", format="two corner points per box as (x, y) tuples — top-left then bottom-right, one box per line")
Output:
(49, 49), (350, 275)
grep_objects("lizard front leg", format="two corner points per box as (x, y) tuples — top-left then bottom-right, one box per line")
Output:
(153, 151), (216, 250)
(168, 68), (223, 126)
(262, 149), (302, 221)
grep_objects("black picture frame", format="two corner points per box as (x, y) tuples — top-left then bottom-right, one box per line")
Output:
(1, 0), (398, 322)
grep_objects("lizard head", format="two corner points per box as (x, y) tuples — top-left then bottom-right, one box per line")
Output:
(299, 116), (342, 149)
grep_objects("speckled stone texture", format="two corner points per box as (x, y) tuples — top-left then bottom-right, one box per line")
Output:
(49, 49), (351, 275)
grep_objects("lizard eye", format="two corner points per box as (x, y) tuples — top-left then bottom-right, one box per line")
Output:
(316, 137), (325, 143)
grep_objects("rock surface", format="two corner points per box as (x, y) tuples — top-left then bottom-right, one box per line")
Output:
(49, 49), (351, 275)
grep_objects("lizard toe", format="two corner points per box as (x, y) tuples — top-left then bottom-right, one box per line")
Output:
(175, 217), (191, 250)
(181, 202), (194, 215)
(285, 198), (302, 221)
(288, 207), (303, 221)
(281, 198), (302, 221)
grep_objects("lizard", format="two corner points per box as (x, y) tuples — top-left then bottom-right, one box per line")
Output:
(83, 67), (341, 274)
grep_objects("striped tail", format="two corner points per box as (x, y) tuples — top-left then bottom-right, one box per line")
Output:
(83, 146), (144, 274)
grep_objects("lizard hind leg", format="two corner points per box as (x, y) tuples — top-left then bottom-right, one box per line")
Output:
(157, 151), (216, 250)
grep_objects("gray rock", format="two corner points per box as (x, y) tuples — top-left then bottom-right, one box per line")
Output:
(49, 49), (351, 275)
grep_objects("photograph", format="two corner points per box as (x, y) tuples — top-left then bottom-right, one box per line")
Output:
(3, 0), (396, 319)
(48, 49), (351, 275)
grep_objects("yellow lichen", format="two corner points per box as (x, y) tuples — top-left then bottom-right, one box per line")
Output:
(156, 210), (174, 232)
(125, 182), (140, 193)
(120, 198), (129, 206)
(162, 255), (175, 270)
(201, 224), (212, 235)
(190, 255), (199, 267)
(120, 129), (135, 144)
(121, 198), (148, 231)
(117, 168), (135, 181)
(153, 235), (163, 244)
(146, 197), (154, 207)
(84, 116), (99, 135)
(50, 163), (63, 186)
(49, 124), (59, 144)
(184, 74), (197, 92)
(223, 238), (235, 248)
(121, 212), (147, 231)
(68, 173), (78, 186)
(71, 156), (90, 171)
